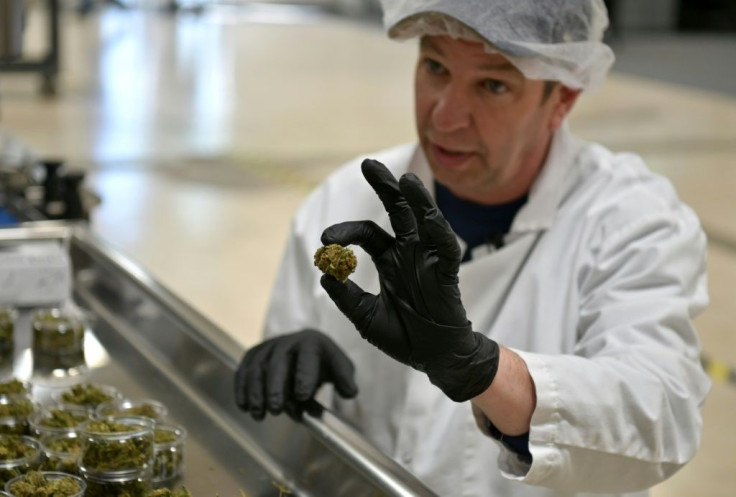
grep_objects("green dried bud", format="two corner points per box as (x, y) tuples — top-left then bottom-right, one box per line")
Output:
(39, 409), (87, 429)
(32, 311), (84, 353)
(0, 436), (41, 485)
(41, 436), (82, 474)
(0, 436), (35, 459)
(61, 385), (114, 407)
(0, 380), (27, 396)
(85, 477), (149, 497)
(86, 420), (137, 434)
(82, 421), (153, 473)
(147, 487), (193, 497)
(45, 437), (82, 455)
(0, 310), (14, 350)
(8, 470), (82, 497)
(153, 427), (184, 482)
(0, 399), (34, 418)
(154, 429), (178, 444)
(113, 405), (161, 420)
(314, 244), (357, 282)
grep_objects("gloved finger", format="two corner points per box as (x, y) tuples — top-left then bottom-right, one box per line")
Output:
(265, 340), (296, 414)
(303, 399), (324, 418)
(284, 399), (323, 422)
(247, 364), (267, 420)
(423, 211), (462, 282)
(398, 173), (438, 248)
(283, 398), (305, 422)
(361, 159), (418, 242)
(321, 221), (393, 260)
(243, 343), (274, 420)
(320, 274), (378, 335)
(234, 343), (270, 409)
(400, 174), (461, 281)
(292, 338), (323, 402)
(323, 340), (358, 399)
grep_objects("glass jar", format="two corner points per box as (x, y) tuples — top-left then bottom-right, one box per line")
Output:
(152, 423), (186, 484)
(40, 433), (83, 475)
(31, 309), (86, 374)
(78, 418), (154, 476)
(5, 470), (86, 497)
(0, 308), (16, 356)
(52, 384), (121, 414)
(95, 399), (168, 422)
(29, 406), (89, 438)
(0, 397), (39, 436)
(0, 435), (42, 486)
(82, 469), (151, 497)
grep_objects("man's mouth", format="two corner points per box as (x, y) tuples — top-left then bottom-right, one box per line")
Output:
(430, 143), (476, 168)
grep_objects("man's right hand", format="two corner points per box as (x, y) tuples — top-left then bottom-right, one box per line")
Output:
(234, 329), (358, 421)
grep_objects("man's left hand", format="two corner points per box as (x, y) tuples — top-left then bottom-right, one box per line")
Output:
(320, 159), (500, 402)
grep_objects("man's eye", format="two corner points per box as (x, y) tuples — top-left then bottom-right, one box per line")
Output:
(424, 59), (446, 75)
(482, 80), (508, 94)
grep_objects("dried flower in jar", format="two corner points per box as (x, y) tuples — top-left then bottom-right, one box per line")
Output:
(147, 487), (193, 497)
(61, 385), (113, 407)
(7, 470), (82, 497)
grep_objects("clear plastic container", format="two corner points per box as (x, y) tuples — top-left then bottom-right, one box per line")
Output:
(0, 308), (16, 356)
(52, 384), (122, 414)
(29, 406), (89, 438)
(31, 309), (85, 355)
(95, 399), (168, 422)
(40, 432), (83, 475)
(31, 309), (86, 375)
(152, 423), (186, 484)
(82, 468), (151, 497)
(0, 435), (42, 486)
(0, 398), (39, 436)
(78, 418), (154, 476)
(5, 470), (86, 497)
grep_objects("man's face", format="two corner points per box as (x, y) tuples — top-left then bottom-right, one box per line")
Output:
(415, 36), (578, 204)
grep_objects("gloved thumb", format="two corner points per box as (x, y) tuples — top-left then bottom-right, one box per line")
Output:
(320, 274), (377, 335)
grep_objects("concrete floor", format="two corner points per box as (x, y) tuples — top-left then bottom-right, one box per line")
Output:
(0, 4), (734, 496)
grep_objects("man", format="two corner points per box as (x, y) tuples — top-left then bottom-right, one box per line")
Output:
(235, 1), (711, 496)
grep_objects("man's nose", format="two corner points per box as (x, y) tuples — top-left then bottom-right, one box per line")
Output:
(431, 85), (472, 133)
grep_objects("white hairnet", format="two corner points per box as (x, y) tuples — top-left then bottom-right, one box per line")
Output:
(380, 0), (615, 92)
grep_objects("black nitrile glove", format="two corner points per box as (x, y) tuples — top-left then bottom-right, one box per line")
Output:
(234, 329), (358, 421)
(320, 159), (499, 402)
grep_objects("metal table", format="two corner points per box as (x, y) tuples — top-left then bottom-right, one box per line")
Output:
(0, 222), (438, 497)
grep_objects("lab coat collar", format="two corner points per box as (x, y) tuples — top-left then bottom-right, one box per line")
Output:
(407, 123), (584, 235)
(512, 122), (583, 233)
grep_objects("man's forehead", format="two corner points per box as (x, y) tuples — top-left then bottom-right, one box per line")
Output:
(420, 36), (520, 73)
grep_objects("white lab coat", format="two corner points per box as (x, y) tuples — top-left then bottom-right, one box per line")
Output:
(263, 126), (710, 497)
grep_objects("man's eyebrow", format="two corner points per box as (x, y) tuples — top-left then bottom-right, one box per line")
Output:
(420, 37), (443, 55)
(478, 61), (517, 72)
(420, 37), (519, 74)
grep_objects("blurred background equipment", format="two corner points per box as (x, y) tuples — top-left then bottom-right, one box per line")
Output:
(0, 0), (25, 61)
(0, 0), (59, 95)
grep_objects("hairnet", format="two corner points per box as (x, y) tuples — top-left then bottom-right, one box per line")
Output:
(380, 0), (615, 92)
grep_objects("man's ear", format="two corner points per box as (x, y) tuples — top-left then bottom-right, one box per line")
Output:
(548, 86), (581, 131)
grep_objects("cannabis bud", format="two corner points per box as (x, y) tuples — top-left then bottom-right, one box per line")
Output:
(0, 379), (27, 397)
(147, 487), (193, 497)
(314, 244), (357, 282)
(7, 470), (83, 497)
